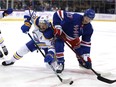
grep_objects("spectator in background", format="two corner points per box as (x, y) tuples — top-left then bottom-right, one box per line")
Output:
(0, 0), (6, 9)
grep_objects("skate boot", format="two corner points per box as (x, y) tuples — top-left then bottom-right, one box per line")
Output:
(55, 58), (65, 73)
(2, 46), (8, 56)
(2, 61), (14, 66)
(77, 54), (92, 69)
(56, 63), (64, 73)
(45, 60), (57, 70)
(0, 50), (3, 58)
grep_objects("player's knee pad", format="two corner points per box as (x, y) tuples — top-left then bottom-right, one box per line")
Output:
(26, 40), (37, 52)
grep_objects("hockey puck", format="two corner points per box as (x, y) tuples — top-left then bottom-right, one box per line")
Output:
(69, 81), (74, 85)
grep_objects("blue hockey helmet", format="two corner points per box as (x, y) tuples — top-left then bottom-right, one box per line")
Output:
(84, 9), (95, 19)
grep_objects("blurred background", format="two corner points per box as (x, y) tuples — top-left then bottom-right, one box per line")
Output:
(0, 0), (115, 14)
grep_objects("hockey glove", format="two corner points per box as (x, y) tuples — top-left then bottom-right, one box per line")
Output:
(24, 15), (31, 21)
(78, 54), (92, 69)
(21, 20), (32, 33)
(44, 51), (55, 64)
(54, 25), (62, 36)
(2, 8), (13, 17)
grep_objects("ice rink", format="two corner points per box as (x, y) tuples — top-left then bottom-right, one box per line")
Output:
(0, 20), (116, 87)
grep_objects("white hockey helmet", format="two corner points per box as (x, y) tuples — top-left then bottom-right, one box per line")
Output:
(39, 15), (50, 24)
(38, 15), (50, 31)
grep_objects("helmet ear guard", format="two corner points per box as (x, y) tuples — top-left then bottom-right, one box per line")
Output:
(84, 9), (95, 20)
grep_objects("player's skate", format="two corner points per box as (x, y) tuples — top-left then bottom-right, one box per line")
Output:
(0, 50), (3, 58)
(78, 58), (92, 69)
(2, 46), (8, 56)
(45, 60), (57, 69)
(55, 62), (64, 73)
(46, 61), (64, 73)
(2, 60), (14, 66)
(55, 58), (65, 73)
(45, 59), (64, 73)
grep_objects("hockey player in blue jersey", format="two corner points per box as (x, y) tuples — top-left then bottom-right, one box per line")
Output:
(0, 8), (13, 58)
(53, 9), (95, 72)
(2, 10), (56, 67)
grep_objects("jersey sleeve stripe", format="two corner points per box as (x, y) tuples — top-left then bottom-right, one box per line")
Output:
(57, 10), (64, 21)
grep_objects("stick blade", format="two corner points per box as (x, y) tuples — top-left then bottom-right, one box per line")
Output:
(97, 75), (116, 84)
(62, 78), (73, 84)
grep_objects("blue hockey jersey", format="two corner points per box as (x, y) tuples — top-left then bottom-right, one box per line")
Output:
(53, 10), (93, 55)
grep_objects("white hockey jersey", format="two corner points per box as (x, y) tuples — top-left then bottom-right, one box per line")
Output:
(24, 10), (55, 52)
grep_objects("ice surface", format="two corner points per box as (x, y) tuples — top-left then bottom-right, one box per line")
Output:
(0, 21), (116, 87)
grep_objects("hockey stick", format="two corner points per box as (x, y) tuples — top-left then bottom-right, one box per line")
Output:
(63, 40), (116, 84)
(27, 33), (73, 85)
(50, 22), (116, 84)
(65, 40), (116, 84)
(27, 4), (73, 84)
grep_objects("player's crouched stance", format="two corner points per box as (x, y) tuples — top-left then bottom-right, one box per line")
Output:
(0, 8), (13, 58)
(53, 9), (95, 69)
(2, 10), (64, 73)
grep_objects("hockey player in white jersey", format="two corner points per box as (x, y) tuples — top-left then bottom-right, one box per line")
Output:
(0, 8), (13, 58)
(2, 10), (59, 72)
